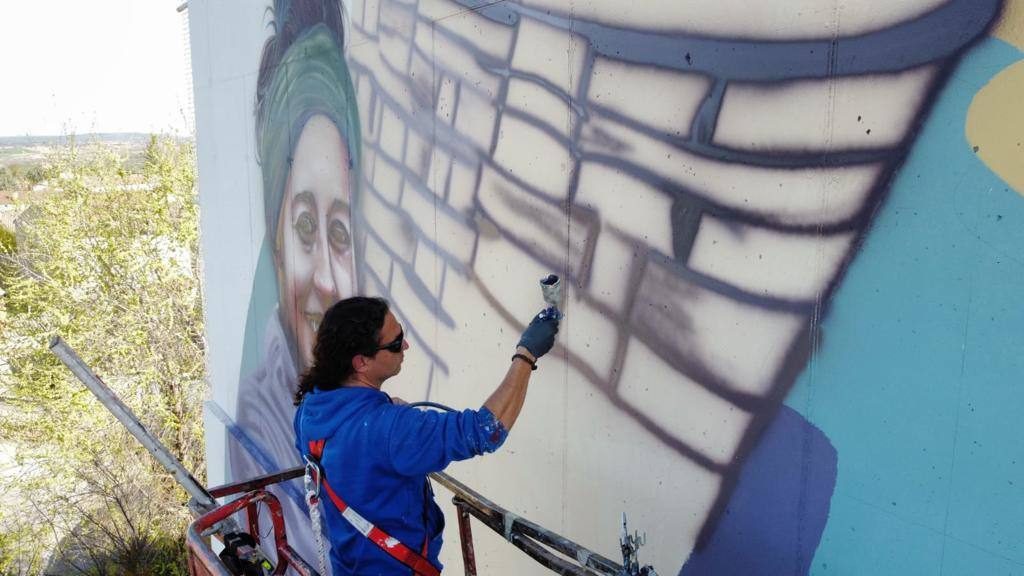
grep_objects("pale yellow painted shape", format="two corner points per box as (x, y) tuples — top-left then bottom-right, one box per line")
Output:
(993, 0), (1024, 51)
(966, 59), (1024, 196)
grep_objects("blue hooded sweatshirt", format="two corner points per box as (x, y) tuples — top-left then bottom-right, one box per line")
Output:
(294, 386), (507, 575)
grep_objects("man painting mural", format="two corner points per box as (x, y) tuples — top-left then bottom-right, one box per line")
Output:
(208, 0), (1012, 573)
(293, 297), (560, 574)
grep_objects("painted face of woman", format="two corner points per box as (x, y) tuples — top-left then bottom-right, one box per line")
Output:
(276, 113), (355, 370)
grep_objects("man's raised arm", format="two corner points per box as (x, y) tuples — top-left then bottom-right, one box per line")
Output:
(484, 309), (560, 430)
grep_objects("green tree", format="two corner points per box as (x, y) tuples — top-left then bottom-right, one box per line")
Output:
(0, 137), (205, 575)
(0, 166), (18, 192)
(24, 164), (49, 188)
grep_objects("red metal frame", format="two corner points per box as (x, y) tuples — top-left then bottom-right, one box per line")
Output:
(187, 489), (319, 576)
(184, 471), (482, 576)
(186, 468), (320, 576)
(184, 467), (619, 576)
(454, 498), (478, 576)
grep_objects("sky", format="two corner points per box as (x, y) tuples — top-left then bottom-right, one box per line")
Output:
(0, 0), (192, 137)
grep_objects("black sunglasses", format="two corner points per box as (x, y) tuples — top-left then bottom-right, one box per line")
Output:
(375, 329), (404, 354)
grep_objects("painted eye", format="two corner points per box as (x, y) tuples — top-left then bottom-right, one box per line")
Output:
(328, 219), (351, 253)
(295, 212), (316, 246)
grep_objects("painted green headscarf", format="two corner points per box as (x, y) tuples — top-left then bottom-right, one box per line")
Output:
(256, 23), (362, 246)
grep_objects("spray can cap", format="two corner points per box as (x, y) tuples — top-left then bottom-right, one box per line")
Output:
(539, 274), (562, 310)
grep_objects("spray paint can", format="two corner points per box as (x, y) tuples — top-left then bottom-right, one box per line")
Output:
(539, 274), (563, 320)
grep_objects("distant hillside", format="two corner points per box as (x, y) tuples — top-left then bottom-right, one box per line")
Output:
(0, 133), (190, 147)
(0, 133), (193, 170)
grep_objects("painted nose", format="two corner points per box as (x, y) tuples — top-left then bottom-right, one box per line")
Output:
(312, 236), (337, 300)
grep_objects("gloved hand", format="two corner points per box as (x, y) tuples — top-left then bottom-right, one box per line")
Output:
(517, 307), (561, 359)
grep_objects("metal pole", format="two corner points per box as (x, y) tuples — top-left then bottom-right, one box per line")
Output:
(48, 335), (218, 512)
(432, 472), (624, 575)
(454, 498), (478, 576)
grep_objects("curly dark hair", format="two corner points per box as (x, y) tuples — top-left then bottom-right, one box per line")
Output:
(257, 0), (347, 102)
(294, 296), (390, 405)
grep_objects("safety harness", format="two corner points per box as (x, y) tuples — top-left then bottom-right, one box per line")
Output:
(304, 439), (440, 576)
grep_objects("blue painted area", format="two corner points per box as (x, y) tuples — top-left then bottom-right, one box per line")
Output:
(944, 254), (1024, 558)
(680, 406), (837, 576)
(786, 37), (1024, 574)
(940, 537), (1024, 576)
(206, 399), (308, 511)
(812, 496), (946, 576)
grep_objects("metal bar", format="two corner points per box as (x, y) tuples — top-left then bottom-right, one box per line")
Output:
(208, 466), (305, 498)
(49, 336), (218, 512)
(262, 491), (290, 576)
(454, 499), (478, 576)
(191, 490), (265, 535)
(246, 503), (260, 547)
(516, 520), (622, 574)
(186, 526), (233, 576)
(509, 533), (602, 576)
(278, 545), (320, 576)
(455, 500), (600, 576)
(431, 472), (622, 575)
(430, 472), (500, 516)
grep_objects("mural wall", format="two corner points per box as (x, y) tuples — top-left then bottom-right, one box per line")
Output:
(189, 0), (1024, 573)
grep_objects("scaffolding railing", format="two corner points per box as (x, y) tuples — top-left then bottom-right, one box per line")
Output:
(50, 335), (652, 576)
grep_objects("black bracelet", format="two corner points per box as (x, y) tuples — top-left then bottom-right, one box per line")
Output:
(512, 353), (537, 371)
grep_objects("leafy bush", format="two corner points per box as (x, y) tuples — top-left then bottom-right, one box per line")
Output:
(0, 136), (205, 575)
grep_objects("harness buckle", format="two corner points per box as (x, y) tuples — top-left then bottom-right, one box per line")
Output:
(303, 454), (323, 504)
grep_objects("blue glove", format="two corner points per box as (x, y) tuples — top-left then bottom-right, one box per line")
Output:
(517, 307), (561, 358)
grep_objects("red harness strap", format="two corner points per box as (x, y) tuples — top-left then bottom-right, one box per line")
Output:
(308, 440), (440, 576)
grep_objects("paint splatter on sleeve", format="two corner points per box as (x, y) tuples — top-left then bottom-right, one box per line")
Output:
(386, 404), (509, 476)
(476, 406), (508, 453)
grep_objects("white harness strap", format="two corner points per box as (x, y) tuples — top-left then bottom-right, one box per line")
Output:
(341, 506), (374, 536)
(304, 456), (329, 576)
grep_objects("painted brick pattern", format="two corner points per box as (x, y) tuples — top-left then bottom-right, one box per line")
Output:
(340, 0), (988, 570)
